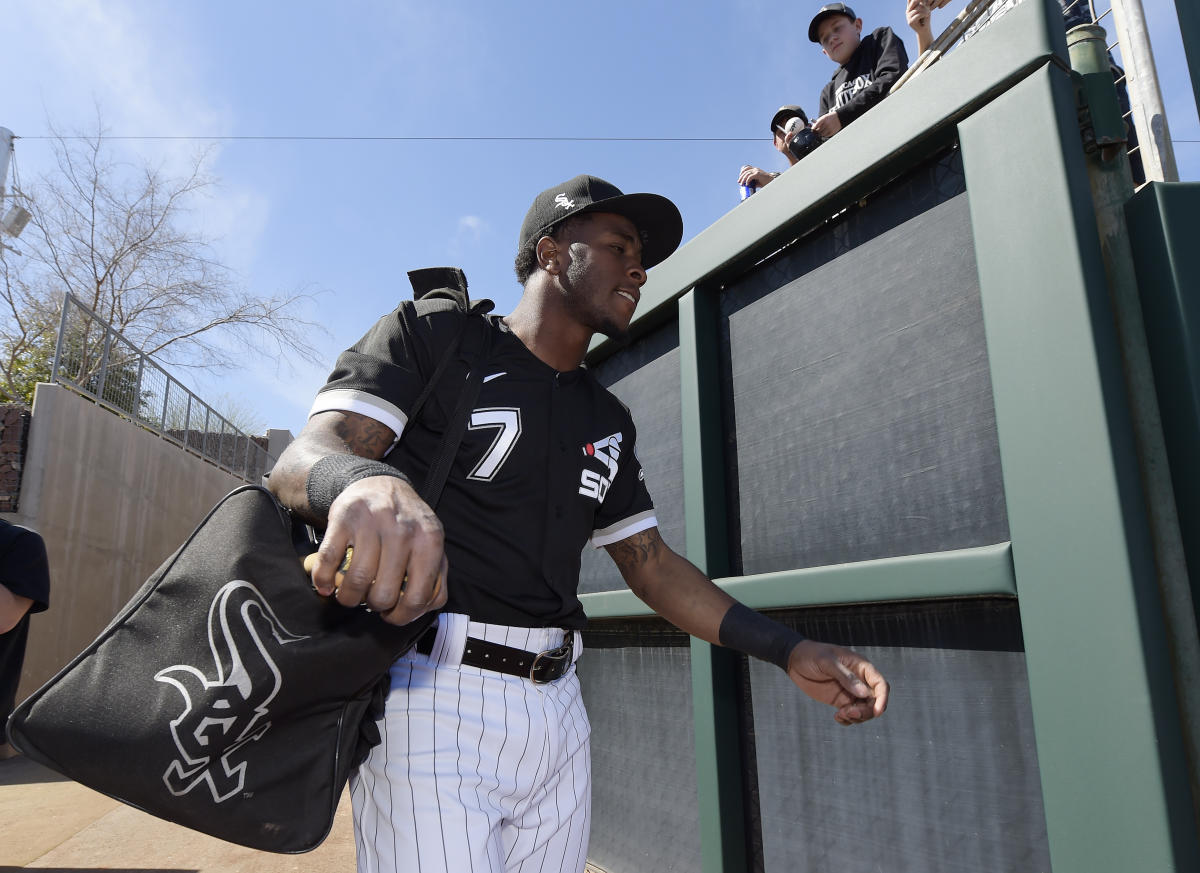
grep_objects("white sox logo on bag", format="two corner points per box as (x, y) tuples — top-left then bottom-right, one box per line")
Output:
(579, 432), (622, 503)
(154, 580), (308, 803)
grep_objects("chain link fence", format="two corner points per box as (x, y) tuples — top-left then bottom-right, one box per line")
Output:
(50, 293), (276, 483)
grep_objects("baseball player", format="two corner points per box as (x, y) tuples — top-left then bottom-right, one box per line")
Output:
(268, 174), (889, 873)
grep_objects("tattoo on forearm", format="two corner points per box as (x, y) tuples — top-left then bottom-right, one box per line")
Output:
(333, 415), (394, 458)
(607, 529), (661, 572)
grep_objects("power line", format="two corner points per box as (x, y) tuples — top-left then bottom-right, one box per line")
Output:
(15, 134), (762, 143)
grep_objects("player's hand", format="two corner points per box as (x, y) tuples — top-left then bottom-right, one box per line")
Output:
(311, 475), (448, 626)
(786, 640), (889, 725)
(738, 165), (775, 188)
(811, 111), (842, 139)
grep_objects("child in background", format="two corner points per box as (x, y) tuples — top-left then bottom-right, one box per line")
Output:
(809, 2), (910, 139)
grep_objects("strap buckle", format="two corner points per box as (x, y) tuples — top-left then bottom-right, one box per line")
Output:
(529, 634), (573, 684)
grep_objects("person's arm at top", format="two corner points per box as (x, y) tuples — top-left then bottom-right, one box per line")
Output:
(907, 0), (953, 54)
(605, 528), (888, 725)
(907, 0), (935, 53)
(268, 410), (447, 627)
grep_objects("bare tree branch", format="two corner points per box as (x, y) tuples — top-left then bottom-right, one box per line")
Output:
(0, 112), (328, 406)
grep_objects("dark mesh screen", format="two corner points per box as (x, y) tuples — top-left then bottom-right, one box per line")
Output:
(579, 320), (683, 594)
(749, 600), (1050, 873)
(720, 150), (1009, 576)
(578, 620), (700, 872)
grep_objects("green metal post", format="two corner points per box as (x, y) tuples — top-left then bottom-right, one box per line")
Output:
(679, 287), (746, 873)
(1069, 22), (1200, 839)
(1125, 182), (1200, 610)
(960, 63), (1199, 870)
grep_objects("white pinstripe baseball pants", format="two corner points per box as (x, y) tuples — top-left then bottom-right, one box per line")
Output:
(350, 613), (592, 873)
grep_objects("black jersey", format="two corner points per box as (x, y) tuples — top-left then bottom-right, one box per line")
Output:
(313, 303), (657, 629)
(818, 26), (909, 127)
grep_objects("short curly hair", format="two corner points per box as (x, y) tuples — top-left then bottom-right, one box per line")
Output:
(513, 215), (589, 285)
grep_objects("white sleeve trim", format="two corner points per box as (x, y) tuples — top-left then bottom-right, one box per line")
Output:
(590, 510), (658, 548)
(308, 389), (408, 440)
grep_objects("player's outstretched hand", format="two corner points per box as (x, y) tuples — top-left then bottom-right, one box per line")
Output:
(311, 475), (448, 626)
(786, 640), (889, 726)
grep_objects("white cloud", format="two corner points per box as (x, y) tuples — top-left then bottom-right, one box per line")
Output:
(450, 214), (489, 255)
(458, 215), (485, 239)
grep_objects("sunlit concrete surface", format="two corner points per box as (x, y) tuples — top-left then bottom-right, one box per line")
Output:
(0, 755), (356, 872)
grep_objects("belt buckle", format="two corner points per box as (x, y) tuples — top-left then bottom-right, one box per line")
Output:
(529, 634), (572, 684)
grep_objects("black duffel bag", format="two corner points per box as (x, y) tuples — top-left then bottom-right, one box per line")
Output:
(6, 484), (432, 853)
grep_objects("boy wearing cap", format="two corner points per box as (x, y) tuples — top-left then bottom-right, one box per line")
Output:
(270, 174), (889, 873)
(810, 2), (910, 139)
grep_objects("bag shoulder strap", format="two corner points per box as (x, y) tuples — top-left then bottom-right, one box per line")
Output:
(402, 267), (493, 433)
(402, 267), (495, 508)
(419, 313), (493, 508)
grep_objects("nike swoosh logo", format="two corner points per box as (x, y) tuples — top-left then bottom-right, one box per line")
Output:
(483, 372), (507, 383)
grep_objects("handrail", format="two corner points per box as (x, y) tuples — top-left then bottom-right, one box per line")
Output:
(49, 292), (275, 483)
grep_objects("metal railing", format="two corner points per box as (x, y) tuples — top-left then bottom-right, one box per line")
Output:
(892, 0), (1178, 187)
(49, 293), (276, 483)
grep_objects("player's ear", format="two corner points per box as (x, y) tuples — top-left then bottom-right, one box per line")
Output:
(536, 236), (559, 274)
(854, 18), (863, 34)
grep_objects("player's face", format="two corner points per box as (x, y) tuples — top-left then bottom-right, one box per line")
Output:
(556, 212), (647, 342)
(818, 15), (862, 65)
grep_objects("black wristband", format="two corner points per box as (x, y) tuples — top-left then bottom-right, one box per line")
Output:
(305, 454), (410, 517)
(718, 602), (806, 671)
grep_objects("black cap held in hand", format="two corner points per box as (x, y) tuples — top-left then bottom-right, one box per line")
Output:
(519, 174), (683, 270)
(809, 2), (856, 42)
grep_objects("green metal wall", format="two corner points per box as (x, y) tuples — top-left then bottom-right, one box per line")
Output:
(578, 1), (1198, 870)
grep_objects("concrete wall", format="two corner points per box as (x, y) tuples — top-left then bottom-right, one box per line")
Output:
(5, 383), (245, 701)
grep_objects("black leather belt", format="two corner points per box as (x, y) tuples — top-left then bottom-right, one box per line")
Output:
(416, 627), (574, 684)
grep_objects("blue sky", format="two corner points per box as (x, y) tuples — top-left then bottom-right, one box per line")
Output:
(4, 0), (1197, 436)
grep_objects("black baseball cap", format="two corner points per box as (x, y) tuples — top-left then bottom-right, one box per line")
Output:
(519, 174), (683, 270)
(770, 105), (809, 134)
(809, 2), (856, 42)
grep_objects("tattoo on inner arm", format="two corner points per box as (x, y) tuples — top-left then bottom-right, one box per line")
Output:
(607, 529), (661, 573)
(333, 415), (395, 459)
